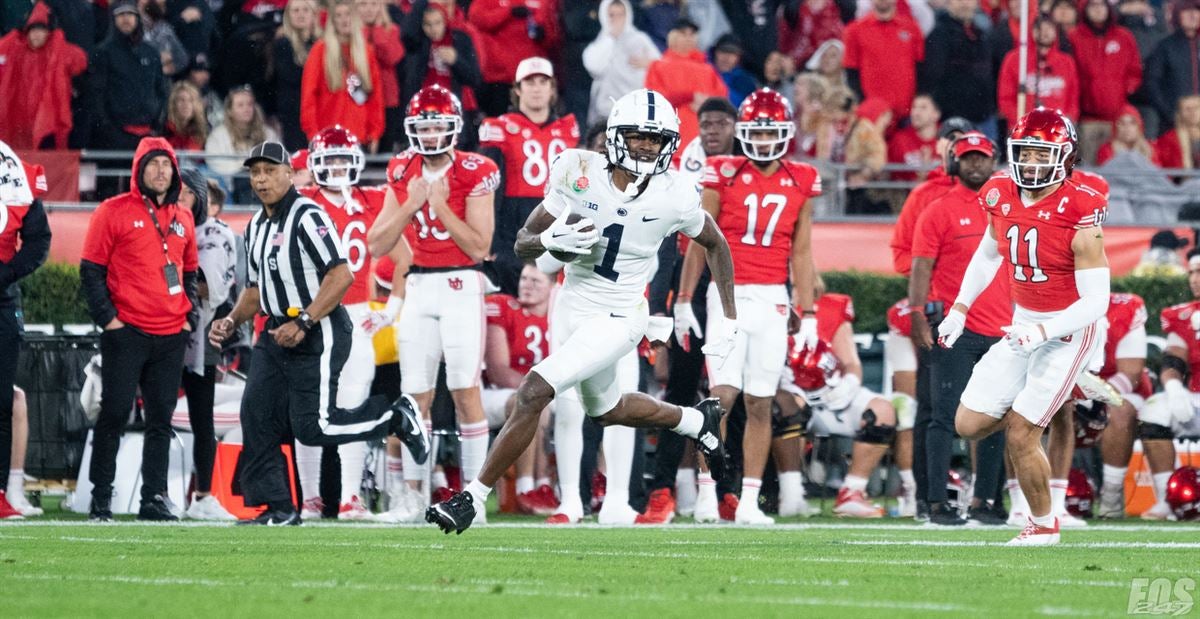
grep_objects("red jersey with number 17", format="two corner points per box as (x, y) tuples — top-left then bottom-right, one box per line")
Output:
(479, 113), (579, 198)
(978, 173), (1107, 313)
(701, 156), (821, 285)
(485, 294), (550, 376)
(302, 185), (386, 304)
(387, 149), (500, 269)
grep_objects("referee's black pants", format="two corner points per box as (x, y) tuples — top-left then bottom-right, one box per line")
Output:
(90, 326), (187, 505)
(927, 329), (1005, 504)
(239, 308), (393, 508)
(0, 306), (22, 486)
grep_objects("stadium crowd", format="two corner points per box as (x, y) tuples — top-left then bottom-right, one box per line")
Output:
(0, 0), (1198, 531)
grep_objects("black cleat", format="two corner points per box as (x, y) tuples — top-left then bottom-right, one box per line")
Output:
(391, 394), (430, 465)
(693, 398), (730, 483)
(967, 503), (1007, 526)
(426, 491), (476, 535)
(928, 502), (968, 526)
(237, 508), (302, 526)
(88, 495), (113, 523)
(137, 494), (180, 521)
(914, 499), (930, 523)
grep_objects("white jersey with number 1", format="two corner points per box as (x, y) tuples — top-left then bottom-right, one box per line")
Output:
(542, 149), (706, 312)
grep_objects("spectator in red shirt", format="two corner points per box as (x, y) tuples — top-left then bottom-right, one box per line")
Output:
(300, 0), (385, 149)
(467, 0), (560, 117)
(997, 15), (1079, 128)
(1097, 104), (1158, 165)
(889, 93), (941, 181)
(1155, 95), (1200, 171)
(1070, 0), (1142, 164)
(0, 2), (88, 150)
(357, 0), (406, 152)
(779, 0), (845, 68)
(164, 81), (209, 152)
(843, 0), (925, 120)
(890, 116), (973, 274)
(644, 18), (728, 159)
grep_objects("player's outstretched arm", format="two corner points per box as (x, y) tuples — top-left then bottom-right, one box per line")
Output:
(514, 204), (559, 259)
(1038, 227), (1110, 340)
(690, 213), (737, 320)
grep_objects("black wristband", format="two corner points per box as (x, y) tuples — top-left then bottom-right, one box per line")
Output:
(295, 311), (315, 332)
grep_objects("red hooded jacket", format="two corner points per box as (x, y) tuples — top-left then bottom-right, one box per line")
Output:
(0, 3), (87, 149)
(467, 0), (560, 84)
(644, 49), (728, 159)
(998, 43), (1080, 126)
(1068, 2), (1141, 122)
(300, 39), (386, 143)
(80, 138), (198, 334)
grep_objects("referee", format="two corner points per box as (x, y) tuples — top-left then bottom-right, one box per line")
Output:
(208, 142), (427, 525)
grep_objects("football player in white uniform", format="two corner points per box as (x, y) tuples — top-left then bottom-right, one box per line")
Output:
(427, 89), (738, 534)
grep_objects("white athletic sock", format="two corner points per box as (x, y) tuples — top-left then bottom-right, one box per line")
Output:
(402, 421), (433, 487)
(1007, 478), (1027, 513)
(554, 391), (585, 512)
(294, 443), (322, 502)
(1049, 478), (1068, 515)
(386, 455), (404, 495)
(535, 476), (551, 489)
(1152, 471), (1172, 506)
(676, 468), (697, 506)
(432, 468), (448, 490)
(338, 441), (368, 503)
(516, 476), (535, 494)
(1031, 511), (1056, 527)
(1102, 464), (1127, 491)
(843, 475), (868, 493)
(465, 479), (492, 506)
(459, 421), (490, 485)
(601, 425), (635, 510)
(697, 470), (717, 504)
(778, 471), (804, 504)
(7, 469), (24, 496)
(741, 477), (762, 507)
(671, 407), (704, 438)
(899, 469), (916, 496)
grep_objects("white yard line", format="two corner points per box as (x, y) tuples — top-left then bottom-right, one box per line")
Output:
(844, 540), (1200, 549)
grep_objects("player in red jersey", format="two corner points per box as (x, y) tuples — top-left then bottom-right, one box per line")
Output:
(482, 263), (556, 515)
(366, 85), (500, 525)
(787, 292), (899, 517)
(676, 88), (820, 525)
(479, 57), (580, 295)
(938, 109), (1110, 546)
(1137, 253), (1200, 519)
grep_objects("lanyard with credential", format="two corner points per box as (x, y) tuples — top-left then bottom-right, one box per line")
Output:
(145, 200), (183, 296)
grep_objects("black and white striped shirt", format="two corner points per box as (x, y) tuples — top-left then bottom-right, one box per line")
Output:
(244, 187), (346, 318)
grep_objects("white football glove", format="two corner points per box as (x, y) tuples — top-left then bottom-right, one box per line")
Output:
(822, 373), (861, 411)
(795, 315), (819, 352)
(1164, 379), (1195, 425)
(1001, 323), (1046, 354)
(937, 307), (967, 348)
(701, 315), (737, 369)
(361, 295), (403, 335)
(539, 204), (598, 255)
(673, 301), (703, 351)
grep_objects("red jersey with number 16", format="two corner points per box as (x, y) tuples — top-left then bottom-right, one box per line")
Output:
(978, 173), (1107, 313)
(302, 185), (386, 304)
(387, 149), (500, 269)
(479, 113), (579, 198)
(701, 156), (821, 285)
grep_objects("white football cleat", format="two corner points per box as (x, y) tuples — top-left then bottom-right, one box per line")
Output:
(338, 495), (375, 521)
(1075, 371), (1124, 406)
(597, 502), (639, 525)
(1057, 511), (1088, 528)
(778, 497), (811, 518)
(1097, 487), (1125, 519)
(1007, 518), (1061, 546)
(693, 486), (719, 523)
(545, 495), (584, 525)
(300, 496), (324, 520)
(897, 494), (916, 518)
(734, 502), (775, 525)
(7, 492), (43, 517)
(185, 495), (235, 521)
(1140, 502), (1174, 521)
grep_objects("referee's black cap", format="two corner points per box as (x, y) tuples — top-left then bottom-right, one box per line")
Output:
(244, 141), (291, 168)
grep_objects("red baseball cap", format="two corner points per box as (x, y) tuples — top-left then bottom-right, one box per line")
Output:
(953, 132), (994, 158)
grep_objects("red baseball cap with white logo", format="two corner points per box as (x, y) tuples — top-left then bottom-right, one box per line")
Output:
(953, 132), (995, 158)
(515, 57), (553, 83)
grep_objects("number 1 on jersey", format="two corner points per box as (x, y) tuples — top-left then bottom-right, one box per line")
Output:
(1005, 224), (1048, 283)
(593, 223), (623, 282)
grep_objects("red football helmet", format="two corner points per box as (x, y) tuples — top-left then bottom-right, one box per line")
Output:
(404, 85), (463, 155)
(1065, 468), (1095, 518)
(1167, 466), (1200, 521)
(1008, 107), (1078, 190)
(308, 125), (364, 189)
(736, 88), (795, 162)
(1074, 400), (1109, 449)
(789, 339), (840, 400)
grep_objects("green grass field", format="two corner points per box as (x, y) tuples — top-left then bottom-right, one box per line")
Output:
(1, 515), (1197, 618)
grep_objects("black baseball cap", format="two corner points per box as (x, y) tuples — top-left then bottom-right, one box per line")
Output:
(243, 141), (290, 168)
(672, 16), (699, 32)
(938, 117), (974, 140)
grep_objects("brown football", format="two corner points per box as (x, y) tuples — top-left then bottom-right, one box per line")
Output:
(548, 213), (595, 263)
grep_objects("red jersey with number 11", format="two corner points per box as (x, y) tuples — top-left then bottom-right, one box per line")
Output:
(302, 185), (386, 304)
(978, 173), (1107, 313)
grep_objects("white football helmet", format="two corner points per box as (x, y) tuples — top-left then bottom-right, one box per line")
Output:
(605, 88), (681, 177)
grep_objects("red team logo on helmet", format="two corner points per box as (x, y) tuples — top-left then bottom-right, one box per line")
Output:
(735, 88), (796, 162)
(308, 125), (364, 189)
(789, 340), (840, 399)
(1167, 467), (1200, 521)
(1007, 107), (1079, 190)
(404, 85), (463, 155)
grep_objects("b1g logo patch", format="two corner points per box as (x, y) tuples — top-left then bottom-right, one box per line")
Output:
(985, 187), (1000, 207)
(572, 176), (589, 193)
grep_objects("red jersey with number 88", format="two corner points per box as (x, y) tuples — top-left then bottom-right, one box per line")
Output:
(978, 173), (1107, 313)
(701, 156), (821, 285)
(302, 185), (386, 304)
(479, 113), (579, 198)
(387, 149), (500, 268)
